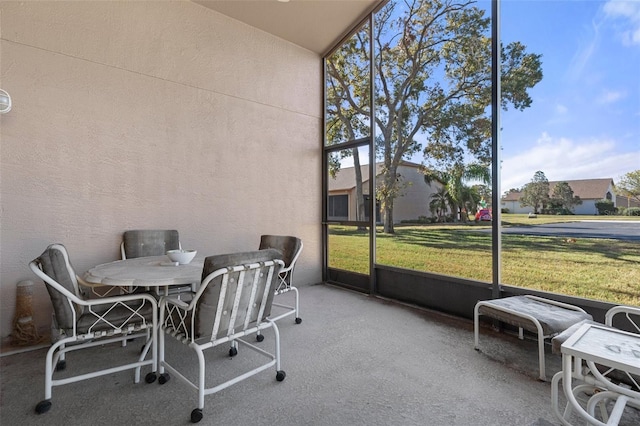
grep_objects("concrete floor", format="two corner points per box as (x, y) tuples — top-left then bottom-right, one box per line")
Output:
(1, 283), (637, 425)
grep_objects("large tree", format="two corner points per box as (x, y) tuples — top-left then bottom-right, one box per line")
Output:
(520, 171), (550, 214)
(550, 182), (582, 213)
(617, 170), (640, 204)
(326, 29), (371, 224)
(326, 0), (542, 233)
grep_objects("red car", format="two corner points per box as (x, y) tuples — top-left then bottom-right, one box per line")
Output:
(475, 208), (492, 221)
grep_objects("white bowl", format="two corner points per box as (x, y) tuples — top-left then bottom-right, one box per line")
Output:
(166, 249), (197, 264)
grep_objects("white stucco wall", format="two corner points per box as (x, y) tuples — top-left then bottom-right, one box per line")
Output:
(502, 199), (599, 215)
(0, 1), (322, 340)
(573, 200), (598, 215)
(500, 200), (531, 214)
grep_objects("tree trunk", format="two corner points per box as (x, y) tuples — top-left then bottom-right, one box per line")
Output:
(383, 201), (394, 233)
(353, 148), (366, 231)
(381, 163), (397, 234)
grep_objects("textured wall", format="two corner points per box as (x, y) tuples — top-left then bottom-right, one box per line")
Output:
(392, 165), (439, 221)
(0, 1), (322, 340)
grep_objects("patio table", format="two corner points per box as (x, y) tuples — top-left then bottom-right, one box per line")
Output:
(83, 255), (203, 294)
(558, 323), (640, 426)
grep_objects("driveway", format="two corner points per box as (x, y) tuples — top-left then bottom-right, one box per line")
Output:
(500, 220), (640, 241)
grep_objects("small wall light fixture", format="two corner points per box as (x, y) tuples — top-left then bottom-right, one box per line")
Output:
(0, 89), (12, 114)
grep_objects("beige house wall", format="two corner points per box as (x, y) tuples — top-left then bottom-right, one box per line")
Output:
(0, 2), (322, 340)
(392, 164), (437, 222)
(328, 163), (438, 223)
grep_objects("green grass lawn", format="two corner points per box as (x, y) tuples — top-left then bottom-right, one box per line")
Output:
(328, 215), (640, 306)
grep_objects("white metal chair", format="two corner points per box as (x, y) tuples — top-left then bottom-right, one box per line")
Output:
(158, 249), (286, 423)
(551, 305), (640, 425)
(29, 243), (158, 415)
(258, 235), (303, 325)
(474, 295), (592, 381)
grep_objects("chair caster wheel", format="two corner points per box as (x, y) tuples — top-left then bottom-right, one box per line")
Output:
(35, 399), (52, 414)
(159, 373), (170, 385)
(191, 408), (203, 423)
(256, 334), (265, 342)
(276, 370), (286, 381)
(145, 372), (157, 383)
(229, 347), (238, 357)
(55, 360), (66, 371)
(295, 317), (302, 324)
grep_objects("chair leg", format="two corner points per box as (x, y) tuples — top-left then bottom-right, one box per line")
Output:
(551, 371), (575, 426)
(537, 332), (546, 381)
(195, 346), (207, 417)
(53, 342), (67, 371)
(137, 332), (157, 384)
(158, 324), (166, 377)
(268, 320), (286, 381)
(35, 337), (72, 414)
(473, 305), (481, 350)
(229, 340), (238, 356)
(291, 286), (301, 324)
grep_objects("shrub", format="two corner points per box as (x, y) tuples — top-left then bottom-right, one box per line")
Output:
(555, 208), (574, 215)
(626, 207), (640, 216)
(595, 199), (615, 215)
(501, 208), (510, 214)
(543, 206), (574, 215)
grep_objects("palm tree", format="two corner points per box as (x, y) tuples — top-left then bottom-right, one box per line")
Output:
(459, 185), (483, 221)
(429, 187), (451, 222)
(424, 163), (490, 222)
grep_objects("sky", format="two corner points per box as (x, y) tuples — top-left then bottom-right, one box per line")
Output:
(336, 0), (639, 193)
(497, 0), (640, 191)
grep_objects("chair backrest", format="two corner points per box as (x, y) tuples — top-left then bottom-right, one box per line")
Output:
(258, 235), (302, 281)
(29, 244), (83, 331)
(121, 229), (180, 259)
(195, 249), (283, 340)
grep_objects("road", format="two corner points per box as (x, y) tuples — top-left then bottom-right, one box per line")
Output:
(499, 220), (640, 241)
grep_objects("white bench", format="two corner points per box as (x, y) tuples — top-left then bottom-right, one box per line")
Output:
(474, 295), (592, 381)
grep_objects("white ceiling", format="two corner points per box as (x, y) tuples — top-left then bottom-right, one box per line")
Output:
(193, 0), (383, 55)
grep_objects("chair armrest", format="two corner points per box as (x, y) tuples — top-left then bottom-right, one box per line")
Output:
(160, 296), (191, 311)
(605, 305), (640, 332)
(73, 284), (157, 337)
(77, 275), (132, 297)
(160, 296), (196, 342)
(77, 275), (157, 307)
(83, 292), (158, 307)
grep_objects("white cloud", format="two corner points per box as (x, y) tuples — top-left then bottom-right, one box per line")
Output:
(603, 0), (640, 46)
(597, 89), (626, 104)
(501, 132), (640, 190)
(555, 104), (568, 114)
(567, 20), (600, 80)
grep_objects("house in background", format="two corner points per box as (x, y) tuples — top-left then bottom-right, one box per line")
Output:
(616, 194), (640, 210)
(501, 178), (621, 215)
(327, 161), (439, 223)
